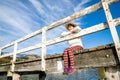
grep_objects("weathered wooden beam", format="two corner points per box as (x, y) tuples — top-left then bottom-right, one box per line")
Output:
(12, 42), (18, 72)
(0, 49), (1, 56)
(13, 72), (21, 80)
(0, 44), (118, 73)
(41, 27), (47, 71)
(0, 30), (42, 50)
(0, 0), (119, 50)
(0, 53), (13, 58)
(46, 18), (120, 46)
(46, 0), (120, 30)
(0, 17), (120, 58)
(0, 43), (42, 58)
(102, 0), (120, 63)
(0, 58), (11, 63)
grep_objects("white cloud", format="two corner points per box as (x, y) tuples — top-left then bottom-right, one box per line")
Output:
(0, 0), (42, 46)
(0, 4), (31, 34)
(74, 0), (91, 12)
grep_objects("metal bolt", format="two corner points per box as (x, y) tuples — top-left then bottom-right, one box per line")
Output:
(106, 54), (109, 58)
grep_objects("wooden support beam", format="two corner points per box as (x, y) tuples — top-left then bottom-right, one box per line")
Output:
(0, 0), (119, 50)
(46, 18), (120, 46)
(0, 58), (11, 63)
(41, 27), (47, 71)
(13, 73), (21, 80)
(0, 0), (119, 59)
(46, 0), (120, 30)
(0, 18), (120, 59)
(104, 66), (120, 80)
(1, 30), (42, 50)
(12, 43), (18, 72)
(102, 0), (120, 62)
(0, 44), (118, 73)
(0, 49), (1, 56)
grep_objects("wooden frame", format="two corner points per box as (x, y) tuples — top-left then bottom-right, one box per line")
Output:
(0, 0), (120, 72)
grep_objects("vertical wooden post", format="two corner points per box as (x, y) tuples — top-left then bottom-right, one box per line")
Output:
(0, 49), (1, 55)
(13, 73), (21, 80)
(101, 0), (120, 60)
(41, 27), (47, 71)
(104, 66), (120, 80)
(12, 42), (18, 80)
(12, 42), (17, 72)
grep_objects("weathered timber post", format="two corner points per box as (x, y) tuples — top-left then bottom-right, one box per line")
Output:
(13, 73), (21, 80)
(41, 27), (47, 71)
(104, 66), (120, 80)
(0, 49), (1, 55)
(11, 42), (21, 80)
(101, 0), (120, 60)
(101, 0), (120, 80)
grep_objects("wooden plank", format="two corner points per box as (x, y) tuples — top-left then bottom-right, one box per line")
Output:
(13, 73), (21, 80)
(46, 18), (120, 46)
(0, 49), (1, 56)
(102, 0), (120, 62)
(0, 0), (119, 50)
(1, 30), (42, 50)
(11, 43), (18, 72)
(16, 43), (42, 54)
(114, 18), (120, 26)
(0, 18), (120, 58)
(13, 43), (17, 62)
(0, 53), (13, 58)
(0, 44), (118, 73)
(41, 27), (47, 71)
(0, 43), (42, 58)
(46, 0), (120, 30)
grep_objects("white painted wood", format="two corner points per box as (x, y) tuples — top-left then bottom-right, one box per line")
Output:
(41, 27), (47, 71)
(0, 49), (1, 55)
(102, 0), (120, 60)
(1, 42), (14, 50)
(45, 0), (120, 30)
(12, 43), (18, 72)
(16, 43), (42, 54)
(57, 61), (63, 72)
(1, 30), (42, 50)
(13, 43), (17, 62)
(0, 18), (120, 58)
(0, 52), (13, 58)
(46, 19), (120, 46)
(1, 0), (119, 50)
(0, 0), (119, 60)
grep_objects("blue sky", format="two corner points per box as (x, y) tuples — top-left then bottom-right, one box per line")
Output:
(0, 0), (120, 55)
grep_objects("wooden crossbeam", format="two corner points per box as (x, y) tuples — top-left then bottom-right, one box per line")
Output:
(0, 0), (119, 50)
(0, 18), (120, 58)
(102, 0), (120, 61)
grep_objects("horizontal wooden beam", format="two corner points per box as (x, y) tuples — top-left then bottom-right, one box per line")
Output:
(0, 18), (120, 58)
(46, 18), (120, 46)
(0, 0), (119, 50)
(0, 30), (42, 50)
(0, 44), (118, 73)
(46, 0), (120, 30)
